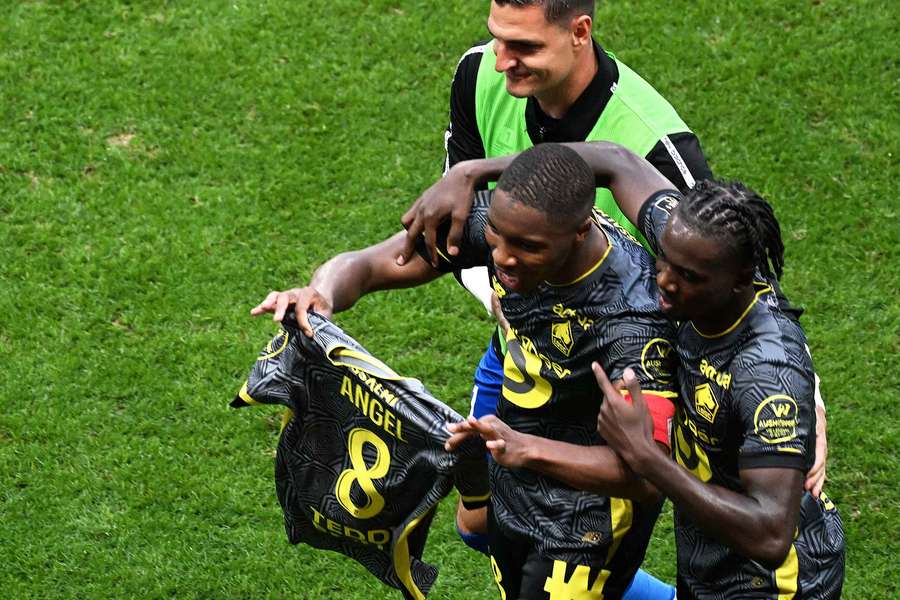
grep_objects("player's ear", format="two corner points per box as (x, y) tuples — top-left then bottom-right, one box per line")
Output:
(570, 15), (592, 48)
(575, 216), (593, 241)
(732, 266), (756, 293)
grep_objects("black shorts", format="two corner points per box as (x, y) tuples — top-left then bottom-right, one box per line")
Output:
(487, 504), (632, 600)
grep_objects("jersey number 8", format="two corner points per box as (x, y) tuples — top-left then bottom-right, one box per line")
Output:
(335, 428), (390, 519)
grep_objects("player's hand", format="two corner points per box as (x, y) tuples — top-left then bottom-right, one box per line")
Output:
(446, 415), (529, 467)
(250, 287), (333, 337)
(805, 404), (828, 497)
(396, 164), (476, 268)
(594, 364), (654, 468)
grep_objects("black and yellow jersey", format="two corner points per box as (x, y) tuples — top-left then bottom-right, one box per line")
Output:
(231, 312), (489, 600)
(422, 191), (679, 594)
(638, 191), (845, 599)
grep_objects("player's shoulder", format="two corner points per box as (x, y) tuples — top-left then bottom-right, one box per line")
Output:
(453, 40), (491, 77)
(595, 212), (659, 296)
(732, 293), (813, 385)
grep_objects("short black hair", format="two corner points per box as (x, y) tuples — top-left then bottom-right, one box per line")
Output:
(675, 179), (786, 279)
(496, 143), (595, 229)
(493, 0), (595, 25)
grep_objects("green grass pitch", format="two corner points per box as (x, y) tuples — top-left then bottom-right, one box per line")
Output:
(1, 1), (897, 598)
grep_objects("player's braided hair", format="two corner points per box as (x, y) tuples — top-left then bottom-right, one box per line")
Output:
(493, 0), (595, 24)
(497, 143), (595, 229)
(675, 179), (785, 279)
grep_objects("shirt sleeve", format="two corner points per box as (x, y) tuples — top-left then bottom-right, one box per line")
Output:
(636, 190), (683, 256)
(597, 313), (679, 446)
(414, 190), (492, 271)
(454, 450), (491, 510)
(734, 359), (815, 472)
(445, 46), (487, 173)
(644, 132), (712, 193)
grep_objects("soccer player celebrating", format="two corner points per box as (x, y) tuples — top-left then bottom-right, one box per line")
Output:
(254, 144), (680, 599)
(399, 5), (710, 590)
(571, 142), (845, 598)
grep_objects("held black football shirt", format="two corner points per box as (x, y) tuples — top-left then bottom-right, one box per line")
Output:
(232, 312), (489, 600)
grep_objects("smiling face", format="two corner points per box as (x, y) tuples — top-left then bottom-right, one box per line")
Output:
(485, 189), (585, 294)
(655, 213), (751, 325)
(487, 1), (589, 100)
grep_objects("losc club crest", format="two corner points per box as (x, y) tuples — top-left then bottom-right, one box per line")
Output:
(551, 320), (574, 357)
(694, 383), (719, 424)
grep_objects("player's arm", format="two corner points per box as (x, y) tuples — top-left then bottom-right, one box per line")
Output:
(643, 132), (712, 194)
(397, 48), (493, 266)
(564, 141), (676, 226)
(446, 415), (662, 502)
(595, 365), (805, 568)
(398, 141), (675, 265)
(252, 231), (442, 335)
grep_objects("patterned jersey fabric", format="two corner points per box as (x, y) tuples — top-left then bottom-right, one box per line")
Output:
(232, 312), (489, 599)
(421, 190), (679, 596)
(638, 190), (845, 599)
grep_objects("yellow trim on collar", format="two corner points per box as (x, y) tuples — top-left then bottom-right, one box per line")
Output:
(546, 225), (612, 287)
(691, 284), (773, 339)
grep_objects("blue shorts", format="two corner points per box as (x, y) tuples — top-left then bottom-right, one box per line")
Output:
(470, 341), (504, 419)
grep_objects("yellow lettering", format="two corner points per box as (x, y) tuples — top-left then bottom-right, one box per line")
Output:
(340, 376), (353, 401)
(344, 526), (366, 543)
(355, 385), (370, 415)
(335, 429), (390, 519)
(310, 507), (326, 530)
(700, 359), (731, 390)
(543, 560), (608, 598)
(773, 404), (792, 418)
(369, 397), (384, 426)
(368, 529), (390, 549)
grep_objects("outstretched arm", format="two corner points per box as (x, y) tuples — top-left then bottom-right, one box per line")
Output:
(594, 365), (803, 568)
(252, 231), (442, 335)
(445, 414), (663, 503)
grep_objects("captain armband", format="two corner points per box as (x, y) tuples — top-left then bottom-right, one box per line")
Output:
(624, 391), (676, 448)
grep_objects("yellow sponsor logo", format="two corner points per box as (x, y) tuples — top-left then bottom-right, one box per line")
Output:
(551, 303), (593, 330)
(674, 409), (714, 482)
(754, 395), (799, 444)
(551, 321), (574, 357)
(694, 383), (719, 424)
(641, 338), (674, 383)
(699, 358), (732, 389)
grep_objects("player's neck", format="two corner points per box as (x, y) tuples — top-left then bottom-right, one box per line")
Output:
(535, 48), (598, 119)
(692, 287), (757, 336)
(547, 225), (607, 286)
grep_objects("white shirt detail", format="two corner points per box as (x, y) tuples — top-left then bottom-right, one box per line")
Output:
(661, 134), (697, 189)
(459, 266), (494, 315)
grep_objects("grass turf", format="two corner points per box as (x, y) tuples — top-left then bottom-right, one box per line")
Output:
(1, 1), (897, 598)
